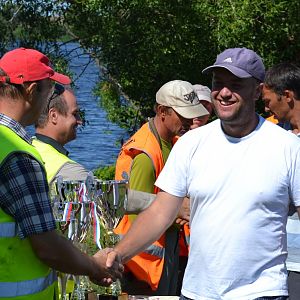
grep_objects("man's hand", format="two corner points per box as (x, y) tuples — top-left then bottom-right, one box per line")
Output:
(89, 248), (124, 286)
(176, 197), (190, 225)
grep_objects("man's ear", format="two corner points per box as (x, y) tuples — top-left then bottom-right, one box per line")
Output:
(254, 82), (263, 102)
(283, 90), (296, 109)
(156, 104), (164, 115)
(25, 82), (38, 104)
(48, 108), (58, 125)
(283, 90), (294, 103)
(159, 105), (172, 116)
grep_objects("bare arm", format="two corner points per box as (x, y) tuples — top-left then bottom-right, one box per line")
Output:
(176, 196), (190, 225)
(108, 191), (183, 264)
(29, 230), (123, 285)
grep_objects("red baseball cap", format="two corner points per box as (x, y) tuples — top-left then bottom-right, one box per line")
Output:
(0, 48), (71, 85)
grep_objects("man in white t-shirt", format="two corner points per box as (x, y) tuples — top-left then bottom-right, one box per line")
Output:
(106, 48), (300, 300)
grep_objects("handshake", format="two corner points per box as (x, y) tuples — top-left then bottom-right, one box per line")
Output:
(89, 248), (123, 286)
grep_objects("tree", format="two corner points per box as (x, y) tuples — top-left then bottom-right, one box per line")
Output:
(1, 0), (300, 130)
(65, 0), (214, 131)
(65, 0), (300, 127)
(0, 0), (73, 75)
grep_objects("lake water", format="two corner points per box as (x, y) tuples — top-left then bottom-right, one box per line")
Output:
(27, 43), (126, 171)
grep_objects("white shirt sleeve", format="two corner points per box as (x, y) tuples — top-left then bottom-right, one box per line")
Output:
(155, 132), (193, 198)
(290, 144), (300, 207)
(55, 162), (89, 181)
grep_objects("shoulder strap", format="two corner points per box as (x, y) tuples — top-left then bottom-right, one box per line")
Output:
(148, 117), (162, 150)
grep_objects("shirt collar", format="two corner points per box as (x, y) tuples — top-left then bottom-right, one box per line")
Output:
(34, 133), (69, 156)
(0, 113), (32, 144)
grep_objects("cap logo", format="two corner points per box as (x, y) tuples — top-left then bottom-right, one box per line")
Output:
(184, 91), (198, 104)
(223, 57), (233, 63)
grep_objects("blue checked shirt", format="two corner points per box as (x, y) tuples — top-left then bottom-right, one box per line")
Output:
(0, 113), (56, 239)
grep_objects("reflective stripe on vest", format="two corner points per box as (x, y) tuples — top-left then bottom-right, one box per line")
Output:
(0, 270), (57, 298)
(143, 244), (165, 258)
(0, 222), (16, 237)
(185, 234), (190, 246)
(118, 234), (165, 258)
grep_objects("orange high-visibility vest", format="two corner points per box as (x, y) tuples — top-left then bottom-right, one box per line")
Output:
(179, 224), (190, 257)
(266, 115), (278, 124)
(114, 121), (166, 291)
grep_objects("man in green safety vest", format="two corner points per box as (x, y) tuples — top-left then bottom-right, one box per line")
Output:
(32, 82), (89, 297)
(0, 48), (123, 300)
(32, 83), (88, 184)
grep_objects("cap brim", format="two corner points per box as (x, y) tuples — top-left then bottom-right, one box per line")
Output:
(196, 94), (212, 103)
(50, 72), (71, 84)
(202, 64), (251, 78)
(173, 103), (209, 119)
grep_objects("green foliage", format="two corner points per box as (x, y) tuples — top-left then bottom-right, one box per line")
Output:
(0, 0), (67, 51)
(93, 165), (116, 180)
(94, 81), (144, 132)
(65, 0), (214, 129)
(64, 0), (300, 131)
(1, 0), (300, 132)
(0, 0), (72, 79)
(198, 0), (300, 68)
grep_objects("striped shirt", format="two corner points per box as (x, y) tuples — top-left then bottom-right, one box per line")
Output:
(0, 113), (56, 239)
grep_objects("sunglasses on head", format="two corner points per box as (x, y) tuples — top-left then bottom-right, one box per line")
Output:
(47, 83), (65, 111)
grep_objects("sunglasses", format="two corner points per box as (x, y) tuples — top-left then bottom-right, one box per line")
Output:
(47, 83), (65, 111)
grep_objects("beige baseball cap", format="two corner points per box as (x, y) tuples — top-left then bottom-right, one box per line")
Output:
(193, 84), (212, 103)
(156, 80), (209, 119)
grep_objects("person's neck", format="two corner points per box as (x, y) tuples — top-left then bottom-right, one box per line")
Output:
(0, 106), (28, 127)
(36, 128), (65, 146)
(221, 114), (259, 138)
(153, 115), (174, 143)
(288, 108), (300, 134)
(35, 133), (69, 156)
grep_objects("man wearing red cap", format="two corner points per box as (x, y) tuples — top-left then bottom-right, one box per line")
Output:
(0, 48), (122, 299)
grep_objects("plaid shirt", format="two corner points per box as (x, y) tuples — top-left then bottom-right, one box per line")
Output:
(0, 113), (56, 239)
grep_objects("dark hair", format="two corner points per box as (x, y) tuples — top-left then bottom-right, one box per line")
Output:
(35, 85), (72, 128)
(0, 68), (31, 100)
(264, 62), (300, 100)
(154, 103), (173, 115)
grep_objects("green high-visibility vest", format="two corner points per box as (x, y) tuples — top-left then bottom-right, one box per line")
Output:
(32, 137), (76, 183)
(0, 125), (57, 300)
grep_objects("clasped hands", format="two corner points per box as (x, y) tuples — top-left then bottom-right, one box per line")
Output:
(89, 248), (123, 286)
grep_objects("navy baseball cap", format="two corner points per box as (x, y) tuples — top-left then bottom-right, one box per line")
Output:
(202, 47), (265, 82)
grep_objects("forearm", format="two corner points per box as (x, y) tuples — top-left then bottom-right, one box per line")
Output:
(30, 230), (97, 277)
(115, 191), (183, 263)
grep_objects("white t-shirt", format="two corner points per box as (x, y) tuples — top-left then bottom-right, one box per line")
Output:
(155, 116), (300, 300)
